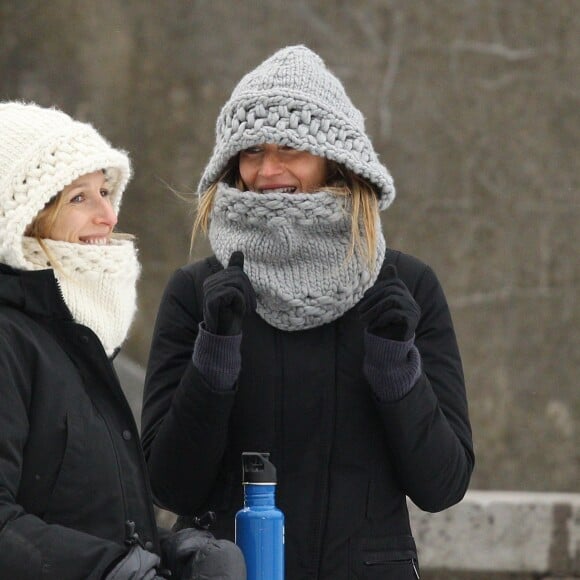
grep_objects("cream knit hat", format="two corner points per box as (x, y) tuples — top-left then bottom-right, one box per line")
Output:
(0, 101), (131, 269)
(198, 45), (395, 210)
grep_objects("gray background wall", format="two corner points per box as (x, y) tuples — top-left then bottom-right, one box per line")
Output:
(1, 0), (578, 494)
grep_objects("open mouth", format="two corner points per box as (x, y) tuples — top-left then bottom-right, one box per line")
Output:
(80, 237), (109, 245)
(259, 187), (297, 194)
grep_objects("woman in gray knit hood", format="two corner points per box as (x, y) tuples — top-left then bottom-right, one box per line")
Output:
(142, 46), (474, 580)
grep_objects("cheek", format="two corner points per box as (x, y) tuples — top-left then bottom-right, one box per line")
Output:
(302, 159), (327, 189)
(49, 211), (80, 242)
(238, 159), (254, 187)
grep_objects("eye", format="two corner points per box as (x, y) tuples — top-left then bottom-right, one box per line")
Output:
(100, 188), (111, 197)
(70, 193), (85, 203)
(242, 146), (263, 155)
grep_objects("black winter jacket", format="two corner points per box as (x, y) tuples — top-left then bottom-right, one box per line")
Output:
(142, 249), (474, 580)
(0, 264), (159, 580)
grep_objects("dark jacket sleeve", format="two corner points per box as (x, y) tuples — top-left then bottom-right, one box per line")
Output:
(0, 334), (124, 580)
(375, 253), (474, 512)
(141, 264), (236, 514)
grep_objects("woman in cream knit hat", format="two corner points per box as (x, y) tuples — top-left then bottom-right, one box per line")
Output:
(142, 46), (474, 579)
(0, 102), (244, 580)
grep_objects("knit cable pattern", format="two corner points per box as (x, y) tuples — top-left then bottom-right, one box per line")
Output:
(22, 236), (140, 355)
(209, 184), (386, 331)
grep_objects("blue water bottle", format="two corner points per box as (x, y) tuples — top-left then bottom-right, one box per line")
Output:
(235, 452), (285, 580)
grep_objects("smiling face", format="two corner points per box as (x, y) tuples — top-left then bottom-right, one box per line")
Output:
(238, 144), (327, 194)
(32, 171), (118, 245)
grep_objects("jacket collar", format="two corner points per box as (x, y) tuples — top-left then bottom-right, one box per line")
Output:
(0, 263), (73, 320)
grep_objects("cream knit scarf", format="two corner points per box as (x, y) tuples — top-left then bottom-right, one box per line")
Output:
(209, 183), (386, 331)
(21, 236), (140, 356)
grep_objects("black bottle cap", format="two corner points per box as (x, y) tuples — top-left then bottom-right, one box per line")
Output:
(242, 452), (277, 484)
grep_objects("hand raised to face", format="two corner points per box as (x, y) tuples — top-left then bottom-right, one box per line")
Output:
(202, 251), (257, 336)
(357, 265), (421, 342)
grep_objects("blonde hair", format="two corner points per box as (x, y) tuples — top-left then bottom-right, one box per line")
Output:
(23, 192), (67, 268)
(25, 192), (66, 240)
(191, 157), (380, 267)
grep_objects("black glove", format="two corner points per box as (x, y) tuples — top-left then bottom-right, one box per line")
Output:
(104, 545), (163, 580)
(203, 251), (257, 336)
(161, 528), (246, 580)
(358, 264), (421, 341)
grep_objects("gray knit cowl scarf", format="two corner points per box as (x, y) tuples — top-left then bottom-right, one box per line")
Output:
(208, 183), (386, 331)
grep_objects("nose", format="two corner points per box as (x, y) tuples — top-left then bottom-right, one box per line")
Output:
(94, 197), (118, 228)
(258, 149), (284, 177)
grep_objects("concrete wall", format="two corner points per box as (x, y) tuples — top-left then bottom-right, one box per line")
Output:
(411, 491), (580, 579)
(2, 0), (578, 496)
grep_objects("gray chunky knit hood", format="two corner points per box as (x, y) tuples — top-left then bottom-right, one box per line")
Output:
(198, 45), (395, 210)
